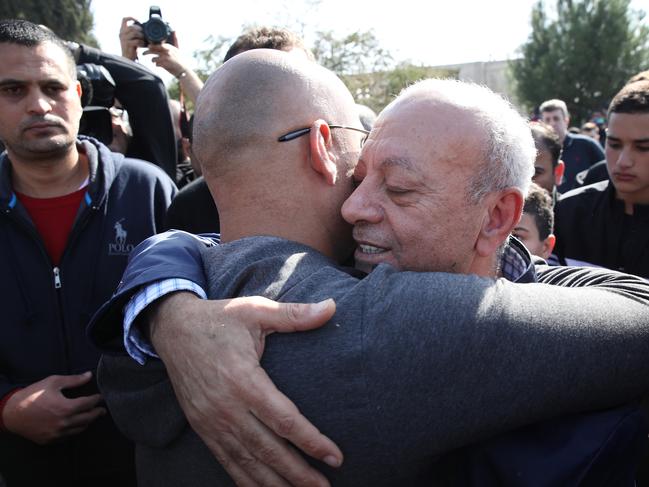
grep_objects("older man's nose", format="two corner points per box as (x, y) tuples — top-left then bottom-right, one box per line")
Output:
(341, 180), (383, 225)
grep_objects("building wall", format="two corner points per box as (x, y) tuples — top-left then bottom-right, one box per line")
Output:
(434, 60), (524, 112)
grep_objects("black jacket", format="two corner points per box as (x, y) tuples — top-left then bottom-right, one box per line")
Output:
(163, 176), (220, 234)
(554, 180), (649, 278)
(77, 45), (178, 182)
(558, 133), (605, 193)
(0, 137), (176, 485)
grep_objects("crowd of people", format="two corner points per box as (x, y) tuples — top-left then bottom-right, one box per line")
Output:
(0, 16), (648, 487)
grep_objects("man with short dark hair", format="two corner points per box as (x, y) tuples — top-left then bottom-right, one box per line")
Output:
(224, 26), (314, 62)
(529, 121), (565, 199)
(0, 19), (176, 486)
(540, 98), (604, 192)
(554, 81), (649, 278)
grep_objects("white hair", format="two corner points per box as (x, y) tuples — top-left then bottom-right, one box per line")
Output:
(392, 79), (536, 203)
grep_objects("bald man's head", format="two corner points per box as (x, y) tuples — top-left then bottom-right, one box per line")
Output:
(193, 49), (361, 261)
(193, 49), (358, 178)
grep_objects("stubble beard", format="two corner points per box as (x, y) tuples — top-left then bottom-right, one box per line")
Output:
(8, 130), (76, 163)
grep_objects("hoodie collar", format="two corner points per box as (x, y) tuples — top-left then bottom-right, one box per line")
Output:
(0, 136), (120, 211)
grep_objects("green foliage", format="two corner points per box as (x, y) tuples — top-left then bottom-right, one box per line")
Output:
(312, 30), (393, 76)
(192, 33), (232, 78)
(511, 0), (649, 123)
(182, 27), (457, 113)
(167, 80), (182, 107)
(313, 30), (456, 112)
(0, 0), (98, 46)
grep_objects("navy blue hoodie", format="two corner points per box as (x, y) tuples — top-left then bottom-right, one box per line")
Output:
(0, 136), (176, 484)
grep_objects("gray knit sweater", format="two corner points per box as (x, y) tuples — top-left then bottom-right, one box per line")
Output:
(100, 236), (649, 486)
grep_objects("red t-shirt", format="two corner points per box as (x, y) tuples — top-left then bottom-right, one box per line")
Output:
(16, 187), (86, 266)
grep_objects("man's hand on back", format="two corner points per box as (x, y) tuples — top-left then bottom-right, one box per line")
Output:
(149, 292), (343, 487)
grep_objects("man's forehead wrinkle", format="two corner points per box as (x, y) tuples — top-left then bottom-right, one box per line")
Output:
(378, 156), (416, 172)
(0, 42), (72, 76)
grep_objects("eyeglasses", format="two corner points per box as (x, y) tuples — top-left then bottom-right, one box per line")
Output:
(278, 124), (370, 148)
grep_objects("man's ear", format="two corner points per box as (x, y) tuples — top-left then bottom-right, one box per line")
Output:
(541, 234), (556, 260)
(308, 119), (337, 185)
(475, 189), (524, 257)
(75, 80), (82, 99)
(554, 160), (565, 186)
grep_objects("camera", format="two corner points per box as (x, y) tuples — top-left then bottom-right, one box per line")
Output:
(77, 63), (115, 109)
(137, 6), (173, 45)
(76, 63), (116, 145)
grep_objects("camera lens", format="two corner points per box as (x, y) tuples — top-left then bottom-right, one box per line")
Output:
(144, 18), (168, 43)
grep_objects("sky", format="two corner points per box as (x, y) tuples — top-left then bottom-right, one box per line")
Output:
(91, 0), (649, 82)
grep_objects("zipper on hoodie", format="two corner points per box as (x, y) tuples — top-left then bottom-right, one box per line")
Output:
(4, 205), (72, 369)
(53, 266), (62, 289)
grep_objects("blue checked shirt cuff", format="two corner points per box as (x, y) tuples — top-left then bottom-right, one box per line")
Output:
(123, 278), (207, 365)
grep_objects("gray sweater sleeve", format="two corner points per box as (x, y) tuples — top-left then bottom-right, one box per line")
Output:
(355, 266), (649, 458)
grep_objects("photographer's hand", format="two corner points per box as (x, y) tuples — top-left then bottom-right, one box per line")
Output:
(119, 17), (146, 61)
(143, 42), (186, 77)
(145, 43), (204, 103)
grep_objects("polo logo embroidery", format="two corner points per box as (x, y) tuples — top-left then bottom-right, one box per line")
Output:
(109, 219), (134, 255)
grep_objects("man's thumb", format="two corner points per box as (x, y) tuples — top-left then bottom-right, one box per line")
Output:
(273, 299), (336, 333)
